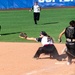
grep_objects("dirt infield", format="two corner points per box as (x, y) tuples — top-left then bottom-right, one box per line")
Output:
(0, 42), (75, 75)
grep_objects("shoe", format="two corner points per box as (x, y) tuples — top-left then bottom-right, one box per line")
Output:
(35, 23), (37, 25)
(33, 56), (39, 59)
(67, 62), (71, 65)
(35, 22), (37, 24)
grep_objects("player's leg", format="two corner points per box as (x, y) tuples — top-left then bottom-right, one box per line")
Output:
(61, 47), (67, 54)
(33, 47), (43, 59)
(67, 55), (72, 65)
(42, 45), (59, 59)
(34, 13), (37, 24)
(66, 43), (75, 65)
(36, 13), (40, 21)
(50, 45), (61, 60)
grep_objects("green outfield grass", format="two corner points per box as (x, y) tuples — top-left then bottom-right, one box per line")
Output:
(0, 8), (75, 43)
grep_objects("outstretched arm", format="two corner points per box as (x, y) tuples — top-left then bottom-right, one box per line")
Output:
(20, 36), (37, 42)
(19, 32), (37, 42)
(26, 37), (37, 41)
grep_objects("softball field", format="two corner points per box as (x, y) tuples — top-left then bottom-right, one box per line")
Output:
(0, 42), (75, 75)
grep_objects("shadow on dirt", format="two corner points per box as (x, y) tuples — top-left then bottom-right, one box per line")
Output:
(39, 53), (67, 61)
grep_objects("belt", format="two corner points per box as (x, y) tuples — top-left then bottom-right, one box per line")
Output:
(44, 44), (53, 46)
(66, 38), (75, 42)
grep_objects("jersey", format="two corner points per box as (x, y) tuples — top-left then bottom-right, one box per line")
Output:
(41, 36), (53, 46)
(36, 36), (53, 46)
(65, 26), (75, 39)
(33, 5), (41, 13)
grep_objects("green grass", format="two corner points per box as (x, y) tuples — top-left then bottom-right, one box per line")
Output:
(0, 8), (75, 43)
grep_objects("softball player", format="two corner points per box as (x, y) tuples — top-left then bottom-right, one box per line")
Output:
(25, 31), (60, 60)
(30, 2), (41, 24)
(58, 20), (75, 65)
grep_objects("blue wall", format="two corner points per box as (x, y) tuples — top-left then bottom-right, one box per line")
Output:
(0, 0), (75, 9)
(38, 0), (75, 7)
(0, 0), (33, 9)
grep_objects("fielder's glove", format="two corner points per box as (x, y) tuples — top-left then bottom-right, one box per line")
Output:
(19, 32), (27, 39)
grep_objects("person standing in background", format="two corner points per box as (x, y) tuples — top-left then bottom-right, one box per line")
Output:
(29, 2), (41, 24)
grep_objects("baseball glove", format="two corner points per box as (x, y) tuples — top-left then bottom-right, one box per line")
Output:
(19, 32), (27, 39)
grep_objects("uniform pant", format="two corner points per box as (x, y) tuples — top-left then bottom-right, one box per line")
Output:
(33, 13), (40, 24)
(34, 45), (60, 60)
(66, 42), (75, 63)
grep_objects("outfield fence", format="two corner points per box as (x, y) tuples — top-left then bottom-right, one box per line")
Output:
(0, 0), (75, 9)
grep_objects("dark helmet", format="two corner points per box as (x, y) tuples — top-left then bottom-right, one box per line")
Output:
(40, 31), (47, 36)
(34, 1), (38, 4)
(69, 20), (75, 27)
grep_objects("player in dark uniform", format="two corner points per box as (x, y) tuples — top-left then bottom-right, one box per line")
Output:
(58, 20), (75, 65)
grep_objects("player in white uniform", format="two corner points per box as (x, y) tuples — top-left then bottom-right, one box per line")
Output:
(25, 31), (60, 60)
(30, 2), (41, 24)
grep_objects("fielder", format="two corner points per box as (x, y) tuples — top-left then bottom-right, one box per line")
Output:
(19, 31), (60, 60)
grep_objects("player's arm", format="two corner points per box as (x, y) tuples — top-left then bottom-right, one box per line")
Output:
(26, 37), (42, 42)
(29, 6), (33, 11)
(40, 6), (41, 11)
(19, 32), (41, 42)
(26, 37), (37, 41)
(58, 29), (65, 42)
